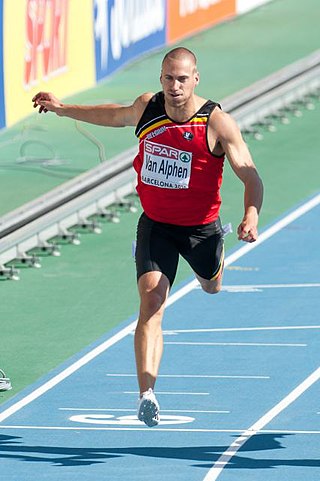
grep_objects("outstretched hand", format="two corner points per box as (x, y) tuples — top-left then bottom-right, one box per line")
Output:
(32, 92), (62, 114)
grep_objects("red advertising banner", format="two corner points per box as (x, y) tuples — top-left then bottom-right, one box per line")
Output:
(3, 0), (95, 127)
(24, 0), (68, 89)
(167, 0), (236, 44)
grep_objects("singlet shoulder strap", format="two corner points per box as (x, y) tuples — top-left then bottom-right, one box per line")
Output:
(135, 92), (166, 138)
(135, 94), (222, 137)
(196, 100), (222, 118)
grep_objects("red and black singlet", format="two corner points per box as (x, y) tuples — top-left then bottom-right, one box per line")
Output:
(133, 92), (225, 225)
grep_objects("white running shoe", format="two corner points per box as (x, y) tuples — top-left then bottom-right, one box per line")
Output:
(0, 369), (12, 392)
(137, 388), (160, 427)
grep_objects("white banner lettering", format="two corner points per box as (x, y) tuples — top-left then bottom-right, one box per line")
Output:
(141, 140), (192, 189)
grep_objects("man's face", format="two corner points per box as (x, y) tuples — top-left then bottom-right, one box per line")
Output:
(160, 57), (199, 108)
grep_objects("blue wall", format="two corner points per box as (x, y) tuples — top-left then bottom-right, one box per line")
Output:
(94, 0), (166, 81)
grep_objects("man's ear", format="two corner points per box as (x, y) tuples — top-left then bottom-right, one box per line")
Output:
(195, 71), (200, 85)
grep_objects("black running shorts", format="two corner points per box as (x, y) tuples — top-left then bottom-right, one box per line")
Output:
(135, 213), (224, 286)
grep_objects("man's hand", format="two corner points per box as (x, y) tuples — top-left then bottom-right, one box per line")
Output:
(237, 214), (259, 243)
(32, 92), (63, 114)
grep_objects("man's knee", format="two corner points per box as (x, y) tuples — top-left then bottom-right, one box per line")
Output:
(201, 282), (222, 295)
(196, 272), (222, 294)
(140, 289), (166, 315)
(138, 272), (170, 318)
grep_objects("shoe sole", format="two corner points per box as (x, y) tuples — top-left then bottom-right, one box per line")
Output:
(138, 398), (159, 427)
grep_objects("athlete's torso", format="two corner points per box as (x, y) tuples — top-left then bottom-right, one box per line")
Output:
(133, 91), (225, 225)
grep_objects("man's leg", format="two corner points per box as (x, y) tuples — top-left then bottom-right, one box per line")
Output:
(134, 214), (179, 425)
(195, 269), (223, 294)
(134, 270), (170, 427)
(195, 244), (224, 294)
(183, 221), (225, 294)
(134, 271), (170, 395)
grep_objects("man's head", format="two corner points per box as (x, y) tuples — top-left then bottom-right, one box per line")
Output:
(160, 47), (200, 108)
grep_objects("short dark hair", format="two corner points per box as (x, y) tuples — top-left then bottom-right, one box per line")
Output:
(162, 47), (197, 67)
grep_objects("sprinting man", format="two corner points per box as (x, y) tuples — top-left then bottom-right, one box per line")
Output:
(32, 47), (263, 427)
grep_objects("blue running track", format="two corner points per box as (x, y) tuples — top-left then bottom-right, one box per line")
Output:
(0, 194), (319, 481)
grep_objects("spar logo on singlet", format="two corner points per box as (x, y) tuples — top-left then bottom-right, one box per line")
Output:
(141, 140), (192, 189)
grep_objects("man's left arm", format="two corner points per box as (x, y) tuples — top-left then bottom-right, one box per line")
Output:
(211, 110), (264, 243)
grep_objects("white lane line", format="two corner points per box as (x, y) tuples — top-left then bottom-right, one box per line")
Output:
(164, 325), (320, 334)
(165, 342), (307, 347)
(59, 408), (137, 412)
(164, 409), (230, 414)
(220, 283), (320, 292)
(0, 425), (320, 434)
(124, 391), (209, 396)
(202, 365), (320, 481)
(106, 374), (270, 379)
(59, 408), (230, 414)
(222, 283), (320, 290)
(0, 193), (319, 423)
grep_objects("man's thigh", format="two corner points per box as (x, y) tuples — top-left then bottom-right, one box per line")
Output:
(135, 213), (179, 286)
(180, 219), (224, 281)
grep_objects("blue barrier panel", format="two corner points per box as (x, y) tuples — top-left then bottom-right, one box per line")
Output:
(0, 0), (5, 129)
(94, 0), (166, 81)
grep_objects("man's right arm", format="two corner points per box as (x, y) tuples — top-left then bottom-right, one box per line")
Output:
(32, 91), (153, 127)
